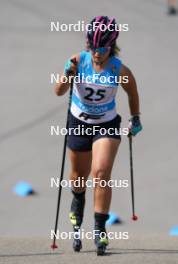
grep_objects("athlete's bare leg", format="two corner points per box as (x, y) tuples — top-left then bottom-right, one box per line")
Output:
(168, 0), (177, 14)
(91, 138), (120, 214)
(68, 149), (92, 192)
(168, 0), (176, 7)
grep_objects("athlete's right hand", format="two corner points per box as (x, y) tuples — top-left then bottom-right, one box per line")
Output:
(64, 58), (77, 77)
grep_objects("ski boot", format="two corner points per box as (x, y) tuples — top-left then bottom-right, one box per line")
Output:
(70, 191), (85, 252)
(69, 212), (82, 252)
(94, 212), (109, 256)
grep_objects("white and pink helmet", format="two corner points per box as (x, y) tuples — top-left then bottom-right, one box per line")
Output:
(86, 16), (119, 49)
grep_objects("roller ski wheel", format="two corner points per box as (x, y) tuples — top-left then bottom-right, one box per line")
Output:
(95, 230), (109, 256)
(97, 243), (107, 256)
(73, 238), (82, 252)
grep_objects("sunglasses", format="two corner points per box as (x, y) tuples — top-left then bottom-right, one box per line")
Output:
(91, 47), (111, 55)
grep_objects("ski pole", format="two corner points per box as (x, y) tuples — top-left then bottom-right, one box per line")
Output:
(128, 133), (138, 221)
(51, 58), (77, 249)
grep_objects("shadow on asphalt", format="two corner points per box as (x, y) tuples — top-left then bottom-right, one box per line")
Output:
(0, 252), (61, 258)
(82, 248), (178, 255)
(0, 248), (178, 258)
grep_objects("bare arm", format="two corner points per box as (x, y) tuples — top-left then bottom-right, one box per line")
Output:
(55, 53), (79, 96)
(120, 64), (140, 116)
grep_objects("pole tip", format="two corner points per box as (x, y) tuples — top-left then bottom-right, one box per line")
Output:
(132, 215), (138, 221)
(51, 244), (58, 250)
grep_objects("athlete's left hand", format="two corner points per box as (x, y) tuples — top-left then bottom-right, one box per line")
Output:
(129, 115), (143, 136)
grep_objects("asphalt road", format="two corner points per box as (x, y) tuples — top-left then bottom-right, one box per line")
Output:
(0, 0), (178, 263)
(0, 235), (178, 264)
